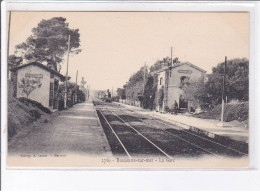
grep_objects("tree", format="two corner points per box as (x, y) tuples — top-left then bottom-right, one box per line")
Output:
(182, 77), (209, 109)
(148, 57), (172, 110)
(149, 57), (171, 73)
(157, 87), (164, 110)
(8, 55), (23, 67)
(77, 89), (86, 102)
(117, 88), (126, 99)
(58, 82), (80, 108)
(143, 76), (156, 110)
(182, 58), (249, 107)
(59, 82), (78, 98)
(206, 58), (249, 104)
(15, 17), (81, 71)
(124, 65), (148, 103)
(19, 77), (42, 98)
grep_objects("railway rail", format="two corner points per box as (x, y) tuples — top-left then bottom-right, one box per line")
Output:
(115, 106), (248, 156)
(94, 100), (248, 159)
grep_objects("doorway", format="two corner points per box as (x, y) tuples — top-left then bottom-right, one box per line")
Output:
(179, 95), (188, 109)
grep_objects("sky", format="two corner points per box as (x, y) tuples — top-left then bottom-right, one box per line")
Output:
(9, 12), (249, 91)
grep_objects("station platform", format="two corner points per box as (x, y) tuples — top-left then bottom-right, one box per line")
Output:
(115, 102), (248, 143)
(8, 99), (113, 158)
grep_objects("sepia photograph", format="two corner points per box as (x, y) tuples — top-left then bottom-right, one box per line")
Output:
(6, 11), (249, 168)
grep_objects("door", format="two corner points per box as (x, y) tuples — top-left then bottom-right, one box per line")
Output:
(179, 95), (188, 109)
(53, 79), (59, 109)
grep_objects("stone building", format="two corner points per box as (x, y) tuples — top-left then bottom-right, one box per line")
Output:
(10, 61), (67, 111)
(156, 62), (206, 112)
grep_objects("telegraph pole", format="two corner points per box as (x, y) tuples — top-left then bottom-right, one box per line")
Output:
(88, 85), (90, 99)
(143, 62), (146, 94)
(171, 46), (173, 66)
(75, 70), (78, 103)
(7, 11), (12, 79)
(142, 63), (147, 108)
(76, 70), (78, 85)
(220, 56), (227, 123)
(64, 35), (71, 109)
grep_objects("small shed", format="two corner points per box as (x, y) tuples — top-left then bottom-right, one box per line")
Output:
(11, 62), (67, 112)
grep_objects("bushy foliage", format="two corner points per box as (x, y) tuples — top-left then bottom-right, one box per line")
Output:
(182, 77), (209, 108)
(77, 89), (86, 102)
(149, 57), (171, 72)
(158, 87), (164, 108)
(8, 55), (22, 68)
(182, 58), (249, 107)
(116, 88), (126, 99)
(126, 66), (148, 87)
(15, 17), (81, 71)
(194, 102), (248, 122)
(124, 66), (148, 102)
(143, 76), (156, 110)
(206, 58), (249, 104)
(58, 82), (85, 109)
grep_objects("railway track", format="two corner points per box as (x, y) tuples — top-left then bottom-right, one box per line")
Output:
(94, 100), (248, 159)
(114, 106), (248, 156)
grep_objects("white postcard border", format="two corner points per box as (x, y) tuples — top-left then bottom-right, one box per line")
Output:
(1, 0), (259, 190)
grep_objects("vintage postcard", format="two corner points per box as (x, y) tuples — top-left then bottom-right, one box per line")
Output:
(6, 11), (249, 168)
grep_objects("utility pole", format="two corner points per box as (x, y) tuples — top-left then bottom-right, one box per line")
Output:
(76, 70), (78, 85)
(220, 56), (227, 123)
(87, 85), (89, 99)
(142, 63), (147, 108)
(7, 11), (12, 79)
(64, 35), (71, 109)
(75, 70), (78, 103)
(171, 46), (173, 66)
(88, 85), (90, 99)
(163, 46), (173, 112)
(143, 62), (146, 94)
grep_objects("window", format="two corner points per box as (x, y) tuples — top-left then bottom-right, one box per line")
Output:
(180, 76), (189, 87)
(160, 77), (163, 85)
(49, 83), (54, 106)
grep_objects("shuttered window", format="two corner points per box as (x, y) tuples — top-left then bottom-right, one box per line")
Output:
(49, 82), (54, 106)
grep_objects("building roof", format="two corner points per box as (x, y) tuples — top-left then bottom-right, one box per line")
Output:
(172, 62), (207, 73)
(10, 61), (68, 81)
(153, 62), (206, 74)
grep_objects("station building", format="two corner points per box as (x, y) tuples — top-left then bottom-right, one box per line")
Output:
(156, 61), (206, 112)
(10, 61), (67, 112)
